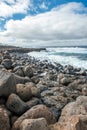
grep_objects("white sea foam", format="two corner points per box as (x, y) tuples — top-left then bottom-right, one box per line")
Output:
(46, 47), (87, 54)
(28, 47), (87, 69)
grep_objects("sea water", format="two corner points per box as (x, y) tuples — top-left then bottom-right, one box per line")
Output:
(28, 46), (87, 69)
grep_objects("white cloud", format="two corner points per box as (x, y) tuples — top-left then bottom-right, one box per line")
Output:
(0, 2), (87, 46)
(0, 0), (30, 18)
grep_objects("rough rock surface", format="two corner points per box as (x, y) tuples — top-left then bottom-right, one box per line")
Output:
(16, 84), (32, 101)
(12, 104), (56, 130)
(49, 96), (87, 130)
(1, 59), (12, 69)
(6, 93), (28, 115)
(14, 74), (30, 84)
(23, 65), (33, 77)
(20, 118), (49, 130)
(0, 49), (87, 130)
(0, 106), (10, 130)
(0, 70), (16, 97)
(26, 82), (40, 97)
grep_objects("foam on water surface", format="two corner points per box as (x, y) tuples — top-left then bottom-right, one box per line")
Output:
(28, 47), (87, 69)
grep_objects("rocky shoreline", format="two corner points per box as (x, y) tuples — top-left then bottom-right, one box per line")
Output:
(0, 47), (87, 130)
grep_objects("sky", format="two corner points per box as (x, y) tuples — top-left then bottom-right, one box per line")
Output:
(0, 0), (87, 47)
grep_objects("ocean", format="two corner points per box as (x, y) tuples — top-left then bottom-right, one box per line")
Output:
(28, 46), (87, 70)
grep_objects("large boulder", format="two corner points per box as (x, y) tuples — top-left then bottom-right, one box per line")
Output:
(0, 70), (16, 97)
(20, 118), (49, 130)
(6, 93), (28, 115)
(16, 84), (32, 101)
(12, 104), (56, 130)
(49, 115), (87, 130)
(0, 106), (10, 130)
(49, 96), (87, 130)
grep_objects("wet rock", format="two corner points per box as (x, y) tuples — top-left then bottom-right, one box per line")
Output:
(12, 104), (56, 130)
(0, 106), (10, 130)
(6, 93), (28, 115)
(20, 118), (49, 130)
(0, 70), (16, 97)
(16, 84), (32, 101)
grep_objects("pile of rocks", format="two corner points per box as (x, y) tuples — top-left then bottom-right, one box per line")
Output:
(0, 50), (87, 130)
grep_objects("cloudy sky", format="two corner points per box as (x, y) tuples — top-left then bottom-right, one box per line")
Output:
(0, 0), (87, 47)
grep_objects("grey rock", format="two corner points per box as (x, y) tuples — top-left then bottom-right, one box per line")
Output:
(14, 74), (30, 84)
(1, 59), (12, 69)
(26, 97), (40, 108)
(0, 70), (16, 97)
(6, 93), (28, 115)
(24, 65), (33, 77)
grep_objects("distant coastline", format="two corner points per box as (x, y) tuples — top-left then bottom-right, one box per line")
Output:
(0, 45), (46, 53)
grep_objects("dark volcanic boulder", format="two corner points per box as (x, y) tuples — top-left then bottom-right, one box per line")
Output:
(6, 93), (28, 115)
(0, 70), (16, 97)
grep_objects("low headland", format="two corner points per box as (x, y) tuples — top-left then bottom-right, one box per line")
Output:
(0, 45), (87, 130)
